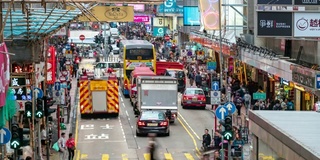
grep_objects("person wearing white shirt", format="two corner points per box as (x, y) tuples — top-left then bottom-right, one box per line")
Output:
(58, 132), (67, 160)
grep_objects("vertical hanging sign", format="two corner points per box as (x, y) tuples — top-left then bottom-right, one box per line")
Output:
(47, 46), (56, 84)
(0, 43), (10, 107)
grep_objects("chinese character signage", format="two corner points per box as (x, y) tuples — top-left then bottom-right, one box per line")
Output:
(257, 12), (292, 36)
(294, 13), (320, 37)
(294, 0), (320, 5)
(291, 65), (317, 89)
(0, 42), (10, 107)
(199, 0), (220, 30)
(258, 0), (292, 4)
(157, 0), (183, 14)
(47, 46), (56, 84)
(10, 77), (31, 101)
(10, 78), (26, 86)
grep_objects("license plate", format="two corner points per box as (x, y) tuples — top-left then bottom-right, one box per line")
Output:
(147, 123), (158, 127)
(200, 102), (202, 104)
(192, 98), (197, 101)
(187, 101), (191, 104)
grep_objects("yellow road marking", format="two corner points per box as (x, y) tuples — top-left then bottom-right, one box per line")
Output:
(80, 154), (88, 159)
(76, 150), (80, 160)
(143, 153), (150, 160)
(184, 153), (195, 160)
(102, 154), (109, 160)
(164, 153), (173, 160)
(75, 102), (80, 160)
(177, 117), (201, 158)
(121, 154), (128, 160)
(178, 113), (201, 140)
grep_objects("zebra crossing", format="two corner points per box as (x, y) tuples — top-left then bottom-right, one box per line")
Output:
(78, 152), (198, 160)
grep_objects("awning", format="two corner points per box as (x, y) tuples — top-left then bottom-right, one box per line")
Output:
(3, 8), (82, 39)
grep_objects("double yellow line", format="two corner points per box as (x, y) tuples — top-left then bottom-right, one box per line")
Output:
(177, 115), (201, 158)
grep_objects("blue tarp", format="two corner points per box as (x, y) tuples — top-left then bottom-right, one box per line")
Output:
(2, 8), (82, 39)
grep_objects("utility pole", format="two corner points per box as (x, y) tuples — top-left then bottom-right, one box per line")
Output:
(104, 22), (108, 61)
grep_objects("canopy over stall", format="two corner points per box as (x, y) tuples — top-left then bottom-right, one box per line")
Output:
(3, 8), (82, 40)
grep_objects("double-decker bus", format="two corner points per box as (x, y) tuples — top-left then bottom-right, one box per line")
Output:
(119, 40), (157, 97)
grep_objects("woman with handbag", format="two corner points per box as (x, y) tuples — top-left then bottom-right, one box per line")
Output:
(66, 133), (76, 160)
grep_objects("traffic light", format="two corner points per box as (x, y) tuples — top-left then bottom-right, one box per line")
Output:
(222, 115), (233, 141)
(20, 128), (30, 146)
(35, 98), (43, 118)
(43, 96), (56, 117)
(10, 123), (21, 149)
(25, 101), (32, 118)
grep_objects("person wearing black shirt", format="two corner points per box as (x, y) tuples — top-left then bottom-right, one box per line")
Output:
(202, 129), (211, 151)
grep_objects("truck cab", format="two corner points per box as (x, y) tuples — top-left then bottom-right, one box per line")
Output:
(134, 76), (178, 123)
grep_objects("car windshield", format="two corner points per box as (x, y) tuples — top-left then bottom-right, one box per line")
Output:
(140, 112), (165, 120)
(167, 70), (184, 78)
(185, 89), (204, 95)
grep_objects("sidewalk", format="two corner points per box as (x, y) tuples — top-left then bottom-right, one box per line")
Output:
(49, 77), (78, 159)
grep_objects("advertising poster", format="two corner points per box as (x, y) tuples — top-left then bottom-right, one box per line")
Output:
(257, 12), (292, 36)
(183, 6), (201, 26)
(47, 46), (56, 84)
(294, 12), (320, 37)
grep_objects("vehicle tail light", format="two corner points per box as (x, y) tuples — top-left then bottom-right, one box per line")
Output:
(183, 96), (187, 101)
(160, 121), (168, 126)
(200, 97), (206, 101)
(137, 121), (145, 126)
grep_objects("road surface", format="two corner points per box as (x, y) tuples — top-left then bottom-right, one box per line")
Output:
(75, 59), (215, 160)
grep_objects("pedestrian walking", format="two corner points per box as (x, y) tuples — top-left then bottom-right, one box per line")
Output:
(58, 132), (67, 160)
(66, 133), (76, 160)
(148, 133), (157, 160)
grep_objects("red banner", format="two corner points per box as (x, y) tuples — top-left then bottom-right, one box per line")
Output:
(47, 46), (56, 84)
(0, 43), (10, 107)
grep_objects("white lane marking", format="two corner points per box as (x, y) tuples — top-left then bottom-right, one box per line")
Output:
(178, 112), (201, 140)
(77, 141), (94, 143)
(126, 110), (129, 117)
(119, 117), (126, 139)
(121, 97), (123, 102)
(122, 102), (126, 108)
(104, 140), (126, 143)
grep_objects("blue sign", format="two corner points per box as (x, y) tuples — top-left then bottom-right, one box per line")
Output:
(65, 44), (71, 50)
(316, 75), (320, 89)
(166, 42), (172, 47)
(60, 83), (67, 89)
(157, 0), (183, 14)
(0, 127), (11, 145)
(54, 82), (61, 91)
(183, 6), (201, 26)
(215, 106), (229, 120)
(207, 61), (217, 70)
(212, 81), (219, 91)
(153, 27), (167, 37)
(223, 102), (236, 115)
(30, 88), (43, 99)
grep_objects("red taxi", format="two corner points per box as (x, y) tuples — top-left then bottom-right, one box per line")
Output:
(181, 87), (206, 109)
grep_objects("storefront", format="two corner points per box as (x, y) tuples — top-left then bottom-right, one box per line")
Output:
(275, 78), (294, 101)
(291, 65), (320, 111)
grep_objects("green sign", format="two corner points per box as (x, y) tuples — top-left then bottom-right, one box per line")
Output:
(223, 131), (233, 141)
(35, 110), (43, 118)
(10, 139), (20, 149)
(253, 92), (266, 100)
(207, 61), (217, 70)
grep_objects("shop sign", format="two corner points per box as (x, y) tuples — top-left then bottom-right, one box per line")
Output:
(134, 16), (149, 22)
(157, 0), (183, 14)
(294, 0), (320, 5)
(257, 12), (292, 37)
(47, 46), (56, 84)
(116, 4), (145, 12)
(153, 27), (168, 37)
(253, 92), (266, 100)
(291, 65), (315, 88)
(280, 78), (289, 85)
(258, 0), (292, 4)
(294, 13), (320, 37)
(316, 75), (320, 89)
(199, 0), (220, 30)
(77, 6), (134, 22)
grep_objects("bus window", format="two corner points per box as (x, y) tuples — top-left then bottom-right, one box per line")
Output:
(125, 49), (154, 60)
(108, 63), (121, 68)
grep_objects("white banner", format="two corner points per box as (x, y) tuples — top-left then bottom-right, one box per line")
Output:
(53, 27), (67, 36)
(294, 12), (320, 37)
